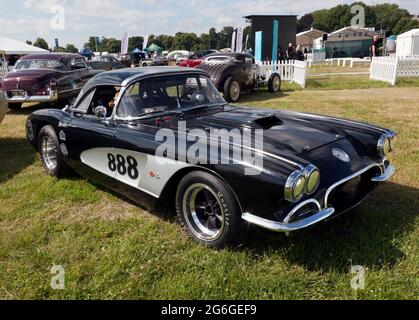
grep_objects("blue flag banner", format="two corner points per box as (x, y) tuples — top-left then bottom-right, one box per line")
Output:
(255, 31), (263, 62)
(272, 20), (279, 64)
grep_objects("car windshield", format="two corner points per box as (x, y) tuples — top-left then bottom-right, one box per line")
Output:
(117, 74), (225, 119)
(14, 59), (65, 70)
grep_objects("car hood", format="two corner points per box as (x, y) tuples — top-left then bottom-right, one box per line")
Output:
(1, 69), (58, 90)
(184, 106), (346, 156)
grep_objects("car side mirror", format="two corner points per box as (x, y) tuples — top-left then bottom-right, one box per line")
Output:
(94, 105), (107, 119)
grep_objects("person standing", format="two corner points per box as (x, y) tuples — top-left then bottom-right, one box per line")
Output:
(371, 35), (380, 57)
(295, 45), (305, 61)
(286, 43), (295, 60)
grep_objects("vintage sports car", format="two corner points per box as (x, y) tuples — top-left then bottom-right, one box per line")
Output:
(87, 55), (126, 71)
(198, 52), (281, 103)
(26, 67), (396, 248)
(1, 53), (100, 110)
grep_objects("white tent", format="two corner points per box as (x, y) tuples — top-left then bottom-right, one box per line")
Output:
(0, 37), (48, 55)
(396, 29), (419, 57)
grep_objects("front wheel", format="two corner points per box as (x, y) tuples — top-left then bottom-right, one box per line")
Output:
(38, 125), (72, 178)
(176, 171), (248, 249)
(268, 73), (281, 93)
(223, 77), (241, 103)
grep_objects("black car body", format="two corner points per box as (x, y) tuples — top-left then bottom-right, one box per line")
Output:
(26, 67), (396, 248)
(87, 55), (126, 71)
(198, 53), (281, 102)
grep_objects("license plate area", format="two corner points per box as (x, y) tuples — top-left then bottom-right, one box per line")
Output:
(11, 90), (26, 97)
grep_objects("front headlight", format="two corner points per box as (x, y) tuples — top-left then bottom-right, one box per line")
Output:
(377, 131), (397, 156)
(304, 164), (320, 195)
(284, 170), (306, 202)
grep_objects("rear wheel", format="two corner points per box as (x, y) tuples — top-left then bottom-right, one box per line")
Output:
(223, 77), (241, 103)
(176, 171), (248, 249)
(8, 103), (22, 111)
(38, 125), (72, 178)
(268, 73), (281, 93)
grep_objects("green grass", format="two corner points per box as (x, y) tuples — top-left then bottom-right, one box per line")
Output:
(0, 77), (418, 299)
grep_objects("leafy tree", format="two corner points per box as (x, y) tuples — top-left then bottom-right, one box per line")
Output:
(393, 17), (419, 35)
(65, 44), (78, 53)
(33, 38), (49, 50)
(373, 3), (410, 32)
(128, 36), (144, 52)
(297, 14), (314, 32)
(173, 32), (199, 51)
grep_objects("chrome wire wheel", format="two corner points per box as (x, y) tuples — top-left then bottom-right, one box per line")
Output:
(41, 135), (58, 171)
(182, 183), (225, 241)
(230, 81), (240, 101)
(272, 75), (280, 91)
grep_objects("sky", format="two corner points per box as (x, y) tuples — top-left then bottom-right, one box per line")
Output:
(1, 0), (418, 49)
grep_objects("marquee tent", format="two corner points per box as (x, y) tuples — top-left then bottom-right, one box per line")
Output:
(0, 37), (48, 55)
(396, 29), (419, 57)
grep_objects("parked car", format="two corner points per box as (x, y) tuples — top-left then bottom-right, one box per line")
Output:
(26, 67), (396, 248)
(1, 53), (100, 110)
(0, 92), (7, 124)
(117, 54), (132, 68)
(198, 53), (281, 102)
(87, 55), (126, 71)
(178, 52), (208, 68)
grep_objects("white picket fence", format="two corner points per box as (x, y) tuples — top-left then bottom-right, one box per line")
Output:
(0, 66), (12, 78)
(257, 60), (307, 88)
(370, 56), (419, 85)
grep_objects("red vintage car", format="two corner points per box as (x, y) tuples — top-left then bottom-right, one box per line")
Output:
(1, 53), (100, 110)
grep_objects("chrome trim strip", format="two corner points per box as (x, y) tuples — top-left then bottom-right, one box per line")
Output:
(282, 198), (321, 224)
(371, 164), (395, 182)
(6, 90), (58, 103)
(242, 207), (335, 232)
(324, 163), (382, 207)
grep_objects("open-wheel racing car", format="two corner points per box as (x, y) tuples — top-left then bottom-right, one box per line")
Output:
(26, 67), (396, 248)
(197, 52), (281, 102)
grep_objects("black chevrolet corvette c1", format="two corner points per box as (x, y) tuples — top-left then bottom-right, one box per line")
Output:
(25, 67), (396, 248)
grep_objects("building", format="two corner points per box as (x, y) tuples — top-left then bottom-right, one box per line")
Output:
(244, 15), (297, 60)
(296, 28), (326, 49)
(313, 26), (382, 58)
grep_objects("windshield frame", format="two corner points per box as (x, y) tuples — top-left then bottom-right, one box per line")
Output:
(113, 73), (226, 121)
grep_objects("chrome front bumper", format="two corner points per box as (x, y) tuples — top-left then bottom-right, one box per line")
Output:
(6, 89), (58, 103)
(242, 162), (395, 233)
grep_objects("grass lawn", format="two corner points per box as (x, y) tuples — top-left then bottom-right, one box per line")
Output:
(0, 77), (418, 299)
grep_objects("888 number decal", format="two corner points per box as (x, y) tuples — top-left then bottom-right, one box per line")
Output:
(107, 153), (139, 180)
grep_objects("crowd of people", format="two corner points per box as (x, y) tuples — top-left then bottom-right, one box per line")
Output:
(277, 43), (307, 62)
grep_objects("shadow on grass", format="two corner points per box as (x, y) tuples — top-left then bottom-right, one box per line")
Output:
(245, 182), (418, 272)
(0, 138), (36, 184)
(237, 89), (292, 104)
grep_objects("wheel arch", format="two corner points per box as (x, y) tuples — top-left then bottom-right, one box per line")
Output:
(156, 166), (244, 216)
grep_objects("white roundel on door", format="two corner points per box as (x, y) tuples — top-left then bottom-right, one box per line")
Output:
(80, 148), (191, 198)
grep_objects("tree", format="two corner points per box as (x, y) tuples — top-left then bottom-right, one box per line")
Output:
(26, 40), (32, 45)
(216, 26), (234, 49)
(65, 44), (78, 53)
(173, 32), (199, 51)
(393, 17), (419, 35)
(297, 14), (314, 32)
(33, 38), (49, 50)
(128, 36), (144, 52)
(373, 3), (410, 33)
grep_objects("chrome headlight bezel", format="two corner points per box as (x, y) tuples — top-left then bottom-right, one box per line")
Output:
(303, 164), (321, 195)
(284, 170), (306, 203)
(377, 131), (397, 157)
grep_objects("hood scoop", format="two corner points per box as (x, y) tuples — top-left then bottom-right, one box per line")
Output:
(254, 115), (283, 129)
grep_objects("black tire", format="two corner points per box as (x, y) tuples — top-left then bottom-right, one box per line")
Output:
(223, 77), (241, 103)
(8, 103), (22, 111)
(268, 73), (281, 93)
(38, 125), (72, 178)
(176, 171), (248, 249)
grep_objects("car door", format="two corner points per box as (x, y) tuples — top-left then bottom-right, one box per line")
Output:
(63, 88), (118, 187)
(244, 56), (257, 88)
(70, 56), (93, 87)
